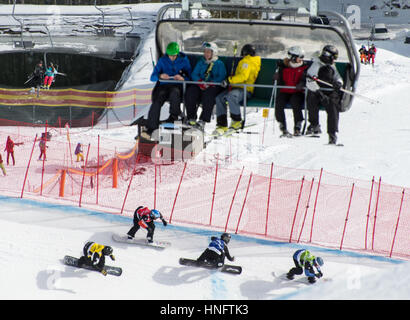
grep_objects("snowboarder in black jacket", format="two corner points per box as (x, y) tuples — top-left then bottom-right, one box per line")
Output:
(197, 233), (235, 267)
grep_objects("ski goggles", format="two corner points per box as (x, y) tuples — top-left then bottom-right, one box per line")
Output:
(202, 42), (212, 49)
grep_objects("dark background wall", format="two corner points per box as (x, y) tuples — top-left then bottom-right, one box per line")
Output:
(0, 52), (130, 88)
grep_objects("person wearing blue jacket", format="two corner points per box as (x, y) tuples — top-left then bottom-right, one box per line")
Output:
(141, 42), (191, 141)
(185, 42), (227, 129)
(196, 233), (235, 267)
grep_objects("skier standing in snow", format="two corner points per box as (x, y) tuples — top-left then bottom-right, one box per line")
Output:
(77, 241), (116, 276)
(286, 249), (324, 284)
(359, 45), (368, 64)
(197, 233), (235, 267)
(367, 44), (377, 66)
(127, 206), (168, 243)
(213, 44), (261, 135)
(141, 42), (191, 141)
(273, 46), (309, 137)
(185, 42), (227, 130)
(38, 136), (48, 160)
(74, 142), (84, 162)
(305, 45), (344, 144)
(5, 136), (15, 166)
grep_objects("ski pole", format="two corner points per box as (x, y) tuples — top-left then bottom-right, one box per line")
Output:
(150, 47), (155, 68)
(311, 76), (380, 104)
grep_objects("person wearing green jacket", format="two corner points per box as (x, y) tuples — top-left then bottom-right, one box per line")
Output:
(286, 249), (324, 283)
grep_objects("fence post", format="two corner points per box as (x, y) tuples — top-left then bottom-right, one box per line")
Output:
(40, 121), (48, 196)
(371, 177), (382, 251)
(389, 188), (405, 258)
(289, 177), (305, 243)
(20, 134), (37, 198)
(59, 170), (66, 197)
(209, 155), (219, 226)
(154, 164), (157, 209)
(297, 177), (315, 243)
(112, 158), (118, 188)
(96, 135), (100, 205)
(224, 166), (244, 232)
(169, 162), (187, 224)
(121, 158), (139, 214)
(234, 172), (253, 234)
(340, 183), (355, 251)
(79, 144), (91, 208)
(364, 176), (375, 250)
(265, 162), (274, 236)
(309, 168), (323, 242)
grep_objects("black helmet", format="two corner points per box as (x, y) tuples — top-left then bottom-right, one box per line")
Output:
(221, 233), (231, 244)
(102, 246), (113, 256)
(241, 44), (256, 57)
(320, 45), (338, 64)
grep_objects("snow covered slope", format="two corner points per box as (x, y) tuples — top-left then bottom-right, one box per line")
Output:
(0, 196), (404, 300)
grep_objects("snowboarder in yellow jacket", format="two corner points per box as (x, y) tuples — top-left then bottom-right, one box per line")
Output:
(214, 44), (261, 135)
(77, 241), (116, 276)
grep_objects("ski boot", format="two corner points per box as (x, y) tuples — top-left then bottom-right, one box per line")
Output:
(229, 120), (243, 132)
(286, 272), (295, 280)
(306, 124), (322, 135)
(328, 133), (337, 145)
(212, 125), (228, 136)
(293, 121), (303, 137)
(279, 123), (292, 138)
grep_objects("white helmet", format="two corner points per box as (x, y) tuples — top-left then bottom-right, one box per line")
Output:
(288, 46), (305, 60)
(202, 42), (218, 56)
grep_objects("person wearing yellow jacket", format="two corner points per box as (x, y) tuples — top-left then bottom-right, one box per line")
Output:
(77, 241), (116, 276)
(213, 44), (261, 135)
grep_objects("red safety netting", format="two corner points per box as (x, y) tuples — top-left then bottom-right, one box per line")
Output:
(0, 126), (408, 260)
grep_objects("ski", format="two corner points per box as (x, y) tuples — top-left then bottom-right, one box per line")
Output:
(179, 258), (242, 275)
(63, 255), (122, 276)
(112, 234), (171, 249)
(208, 123), (257, 139)
(280, 132), (293, 138)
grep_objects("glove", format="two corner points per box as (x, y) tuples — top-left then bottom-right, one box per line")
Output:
(333, 81), (342, 92)
(308, 276), (316, 284)
(295, 82), (305, 91)
(110, 254), (115, 261)
(101, 269), (107, 276)
(306, 78), (320, 92)
(272, 73), (279, 81)
(316, 271), (323, 278)
(220, 79), (229, 88)
(162, 219), (168, 227)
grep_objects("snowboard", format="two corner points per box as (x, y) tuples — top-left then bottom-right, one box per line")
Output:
(272, 272), (331, 284)
(63, 255), (122, 276)
(112, 234), (171, 249)
(179, 258), (242, 275)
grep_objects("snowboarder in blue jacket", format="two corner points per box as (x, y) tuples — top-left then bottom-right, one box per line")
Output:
(197, 233), (235, 267)
(141, 42), (191, 140)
